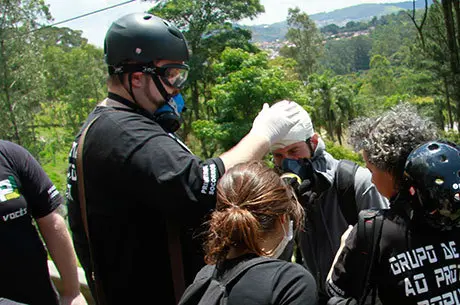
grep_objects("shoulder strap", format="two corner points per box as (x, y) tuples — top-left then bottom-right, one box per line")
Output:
(76, 115), (106, 305)
(335, 160), (360, 225)
(179, 257), (275, 305)
(356, 209), (385, 305)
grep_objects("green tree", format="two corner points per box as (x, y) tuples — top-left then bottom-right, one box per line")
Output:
(42, 42), (105, 133)
(0, 0), (51, 153)
(149, 0), (264, 137)
(306, 72), (355, 144)
(366, 55), (396, 96)
(280, 7), (323, 81)
(321, 35), (372, 75)
(192, 48), (303, 157)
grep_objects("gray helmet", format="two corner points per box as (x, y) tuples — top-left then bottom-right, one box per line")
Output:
(104, 13), (189, 67)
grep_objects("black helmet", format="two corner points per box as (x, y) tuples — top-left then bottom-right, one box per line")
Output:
(404, 140), (460, 230)
(104, 13), (189, 68)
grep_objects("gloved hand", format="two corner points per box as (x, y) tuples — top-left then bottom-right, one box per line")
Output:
(250, 100), (300, 145)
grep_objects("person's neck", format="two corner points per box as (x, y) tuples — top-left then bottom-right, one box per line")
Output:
(108, 86), (133, 103)
(259, 234), (282, 257)
(226, 233), (282, 260)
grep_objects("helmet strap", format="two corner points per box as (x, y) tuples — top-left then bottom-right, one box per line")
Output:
(150, 73), (173, 103)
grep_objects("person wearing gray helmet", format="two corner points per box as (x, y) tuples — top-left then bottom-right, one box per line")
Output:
(66, 13), (302, 305)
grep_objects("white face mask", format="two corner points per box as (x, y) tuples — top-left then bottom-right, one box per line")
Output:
(270, 219), (294, 259)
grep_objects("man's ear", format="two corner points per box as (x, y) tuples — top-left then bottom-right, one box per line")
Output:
(129, 72), (145, 88)
(310, 133), (319, 149)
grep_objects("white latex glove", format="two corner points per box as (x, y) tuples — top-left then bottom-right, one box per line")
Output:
(250, 100), (301, 145)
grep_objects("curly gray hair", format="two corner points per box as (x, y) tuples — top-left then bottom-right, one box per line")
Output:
(348, 103), (438, 184)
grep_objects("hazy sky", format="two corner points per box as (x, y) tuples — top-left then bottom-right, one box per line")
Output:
(45, 0), (406, 47)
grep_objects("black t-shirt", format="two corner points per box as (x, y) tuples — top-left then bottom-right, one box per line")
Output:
(0, 140), (62, 305)
(66, 105), (225, 304)
(327, 209), (460, 305)
(217, 254), (318, 305)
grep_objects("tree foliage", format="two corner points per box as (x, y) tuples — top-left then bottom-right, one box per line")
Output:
(149, 0), (264, 135)
(280, 7), (323, 81)
(1, 0), (457, 193)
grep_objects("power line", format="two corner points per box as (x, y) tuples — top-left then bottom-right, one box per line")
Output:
(29, 0), (136, 34)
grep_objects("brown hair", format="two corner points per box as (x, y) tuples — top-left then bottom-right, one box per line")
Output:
(204, 160), (304, 264)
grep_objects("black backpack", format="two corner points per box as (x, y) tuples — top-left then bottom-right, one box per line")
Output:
(335, 160), (360, 226)
(327, 209), (385, 305)
(178, 256), (276, 305)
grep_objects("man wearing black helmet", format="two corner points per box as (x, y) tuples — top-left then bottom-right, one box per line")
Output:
(66, 13), (301, 305)
(326, 104), (460, 305)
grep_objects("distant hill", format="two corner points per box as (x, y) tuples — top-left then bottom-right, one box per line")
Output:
(242, 0), (434, 43)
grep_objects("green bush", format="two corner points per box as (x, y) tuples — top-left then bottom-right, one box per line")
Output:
(324, 139), (364, 166)
(441, 130), (460, 145)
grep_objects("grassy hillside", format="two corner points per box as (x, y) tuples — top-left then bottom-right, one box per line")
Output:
(243, 0), (434, 43)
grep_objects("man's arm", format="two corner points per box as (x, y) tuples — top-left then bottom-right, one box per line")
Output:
(219, 133), (269, 170)
(37, 211), (87, 305)
(220, 100), (300, 171)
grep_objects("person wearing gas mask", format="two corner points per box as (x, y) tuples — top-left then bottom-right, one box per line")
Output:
(270, 102), (388, 305)
(326, 105), (456, 305)
(66, 13), (302, 305)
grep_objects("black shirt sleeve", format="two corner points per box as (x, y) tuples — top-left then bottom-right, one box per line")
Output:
(1, 140), (62, 218)
(326, 225), (364, 299)
(272, 263), (318, 305)
(93, 111), (226, 210)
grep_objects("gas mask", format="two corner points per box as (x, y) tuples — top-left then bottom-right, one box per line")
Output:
(154, 93), (186, 133)
(280, 158), (314, 181)
(279, 158), (329, 196)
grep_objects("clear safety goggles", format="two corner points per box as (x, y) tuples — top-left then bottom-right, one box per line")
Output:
(151, 63), (189, 89)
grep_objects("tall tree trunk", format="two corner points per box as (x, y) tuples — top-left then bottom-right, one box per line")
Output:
(408, 0), (428, 48)
(443, 75), (454, 129)
(453, 0), (460, 52)
(191, 80), (200, 121)
(441, 0), (460, 124)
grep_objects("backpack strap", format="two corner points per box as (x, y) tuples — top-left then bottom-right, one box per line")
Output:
(356, 209), (385, 305)
(335, 160), (360, 225)
(178, 257), (275, 305)
(77, 115), (107, 305)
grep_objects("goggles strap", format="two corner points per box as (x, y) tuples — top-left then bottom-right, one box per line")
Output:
(150, 73), (173, 103)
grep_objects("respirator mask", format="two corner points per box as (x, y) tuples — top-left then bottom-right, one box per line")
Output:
(154, 93), (186, 133)
(279, 158), (315, 190)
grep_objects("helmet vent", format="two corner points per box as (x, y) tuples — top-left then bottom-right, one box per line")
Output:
(435, 178), (444, 185)
(144, 15), (152, 20)
(440, 154), (448, 162)
(428, 143), (440, 151)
